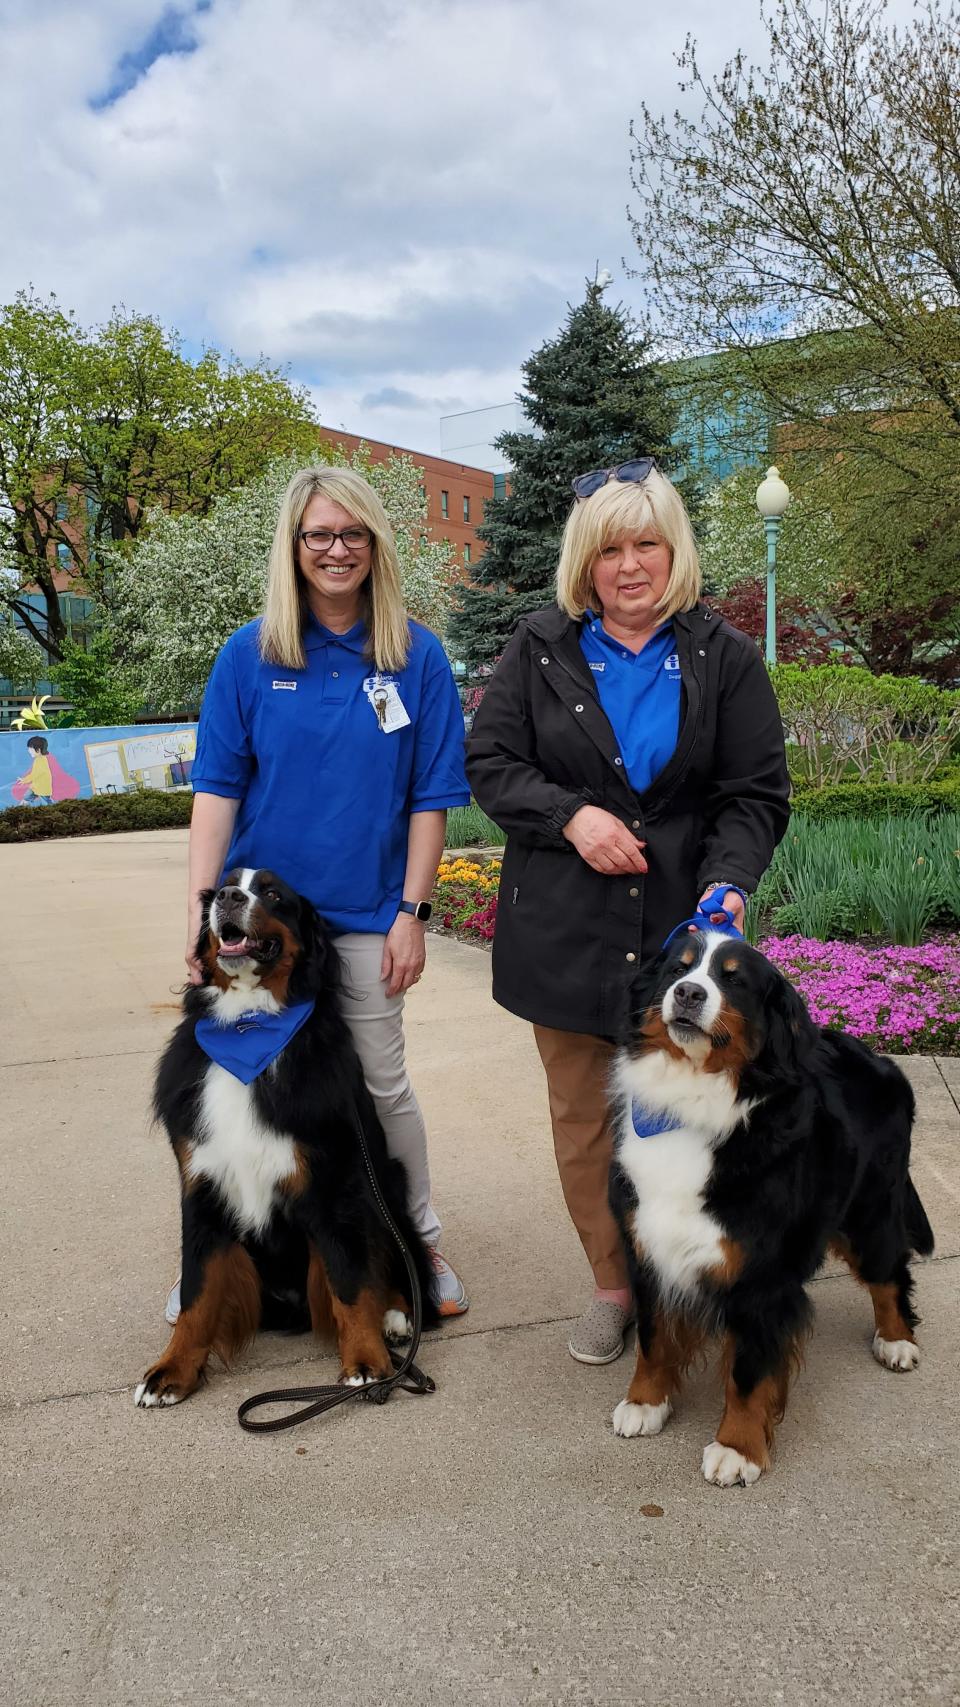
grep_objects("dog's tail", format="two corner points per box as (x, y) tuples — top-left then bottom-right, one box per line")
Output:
(905, 1176), (935, 1257)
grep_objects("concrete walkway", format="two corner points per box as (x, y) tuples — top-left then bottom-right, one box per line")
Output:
(2, 829), (959, 1707)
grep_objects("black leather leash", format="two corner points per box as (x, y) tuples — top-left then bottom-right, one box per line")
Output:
(237, 1115), (436, 1434)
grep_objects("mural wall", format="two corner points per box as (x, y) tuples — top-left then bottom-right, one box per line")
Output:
(0, 724), (198, 810)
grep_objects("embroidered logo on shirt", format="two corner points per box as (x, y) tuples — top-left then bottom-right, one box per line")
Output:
(664, 654), (680, 673)
(272, 680), (297, 691)
(587, 661), (606, 672)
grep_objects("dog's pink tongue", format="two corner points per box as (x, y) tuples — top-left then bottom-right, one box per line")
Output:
(217, 937), (250, 957)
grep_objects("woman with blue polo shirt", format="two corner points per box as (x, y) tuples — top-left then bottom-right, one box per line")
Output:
(467, 463), (789, 1365)
(166, 465), (471, 1321)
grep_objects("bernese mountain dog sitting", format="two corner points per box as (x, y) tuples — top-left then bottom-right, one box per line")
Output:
(609, 928), (934, 1487)
(135, 869), (437, 1410)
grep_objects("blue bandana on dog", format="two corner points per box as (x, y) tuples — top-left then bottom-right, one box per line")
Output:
(631, 1102), (684, 1140)
(195, 1000), (315, 1084)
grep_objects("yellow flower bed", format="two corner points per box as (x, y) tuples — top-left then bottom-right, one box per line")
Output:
(435, 858), (502, 894)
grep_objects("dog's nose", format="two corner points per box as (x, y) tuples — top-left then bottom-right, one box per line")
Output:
(672, 980), (706, 1011)
(217, 885), (248, 905)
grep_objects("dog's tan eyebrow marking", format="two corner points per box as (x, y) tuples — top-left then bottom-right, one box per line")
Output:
(721, 956), (740, 973)
(680, 948), (696, 966)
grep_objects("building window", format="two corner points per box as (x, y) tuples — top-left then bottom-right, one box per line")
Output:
(441, 490), (449, 519)
(56, 542), (72, 569)
(464, 544), (472, 565)
(463, 496), (470, 522)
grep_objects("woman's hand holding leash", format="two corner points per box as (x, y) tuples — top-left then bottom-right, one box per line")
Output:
(696, 886), (746, 932)
(563, 805), (648, 876)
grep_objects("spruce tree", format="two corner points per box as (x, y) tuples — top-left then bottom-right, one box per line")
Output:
(450, 278), (684, 667)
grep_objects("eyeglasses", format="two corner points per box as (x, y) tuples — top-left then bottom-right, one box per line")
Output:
(571, 457), (658, 501)
(298, 527), (373, 552)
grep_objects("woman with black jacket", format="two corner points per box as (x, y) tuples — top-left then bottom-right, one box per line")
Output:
(466, 461), (790, 1366)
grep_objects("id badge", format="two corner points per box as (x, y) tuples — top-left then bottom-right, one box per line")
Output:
(363, 674), (411, 733)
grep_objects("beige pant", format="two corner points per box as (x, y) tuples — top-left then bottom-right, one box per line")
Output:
(532, 1025), (627, 1291)
(336, 933), (441, 1246)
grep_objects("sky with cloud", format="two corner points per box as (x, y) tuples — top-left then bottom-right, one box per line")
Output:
(3, 0), (915, 461)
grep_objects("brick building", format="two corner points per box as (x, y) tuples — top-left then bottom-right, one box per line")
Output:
(316, 426), (495, 570)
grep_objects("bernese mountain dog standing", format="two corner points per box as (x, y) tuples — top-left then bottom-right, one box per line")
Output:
(609, 928), (934, 1487)
(135, 869), (437, 1409)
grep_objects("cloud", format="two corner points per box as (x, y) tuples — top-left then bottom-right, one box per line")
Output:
(1, 0), (922, 456)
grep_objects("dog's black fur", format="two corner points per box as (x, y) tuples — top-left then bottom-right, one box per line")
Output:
(135, 869), (437, 1409)
(609, 930), (934, 1483)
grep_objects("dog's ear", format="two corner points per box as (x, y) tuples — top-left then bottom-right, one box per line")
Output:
(193, 887), (218, 982)
(294, 896), (337, 997)
(623, 949), (670, 1039)
(753, 970), (815, 1083)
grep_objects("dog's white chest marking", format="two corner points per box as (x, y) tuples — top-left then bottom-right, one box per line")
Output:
(613, 1051), (747, 1302)
(188, 1067), (297, 1236)
(619, 1125), (724, 1300)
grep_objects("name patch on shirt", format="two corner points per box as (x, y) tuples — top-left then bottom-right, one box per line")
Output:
(272, 680), (298, 691)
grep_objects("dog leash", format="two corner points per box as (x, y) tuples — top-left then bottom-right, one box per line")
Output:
(236, 1113), (436, 1434)
(659, 885), (748, 951)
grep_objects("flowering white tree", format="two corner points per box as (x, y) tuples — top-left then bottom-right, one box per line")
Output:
(107, 444), (459, 712)
(0, 610), (46, 692)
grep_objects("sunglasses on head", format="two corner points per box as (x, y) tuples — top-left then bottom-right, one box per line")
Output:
(571, 457), (658, 502)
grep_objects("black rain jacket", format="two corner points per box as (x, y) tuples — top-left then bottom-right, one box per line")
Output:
(465, 602), (790, 1037)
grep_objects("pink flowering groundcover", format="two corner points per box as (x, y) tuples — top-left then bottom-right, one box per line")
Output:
(758, 936), (960, 1054)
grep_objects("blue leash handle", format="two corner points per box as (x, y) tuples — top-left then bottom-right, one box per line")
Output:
(660, 885), (748, 953)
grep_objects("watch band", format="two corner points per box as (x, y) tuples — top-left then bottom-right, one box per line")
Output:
(398, 899), (433, 921)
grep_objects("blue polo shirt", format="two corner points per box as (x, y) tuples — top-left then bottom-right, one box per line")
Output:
(192, 615), (470, 934)
(579, 614), (681, 794)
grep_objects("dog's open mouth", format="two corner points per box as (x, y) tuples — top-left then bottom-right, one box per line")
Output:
(667, 1016), (708, 1042)
(216, 921), (280, 963)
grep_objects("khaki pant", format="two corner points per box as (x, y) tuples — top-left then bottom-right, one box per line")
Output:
(532, 1025), (627, 1291)
(336, 933), (441, 1247)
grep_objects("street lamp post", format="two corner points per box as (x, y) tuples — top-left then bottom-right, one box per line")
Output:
(755, 465), (790, 666)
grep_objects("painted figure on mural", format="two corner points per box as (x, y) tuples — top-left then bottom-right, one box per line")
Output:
(11, 736), (81, 805)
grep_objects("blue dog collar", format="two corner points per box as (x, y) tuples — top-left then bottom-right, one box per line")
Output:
(195, 999), (315, 1084)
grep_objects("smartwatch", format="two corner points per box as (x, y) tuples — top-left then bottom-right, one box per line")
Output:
(398, 899), (433, 921)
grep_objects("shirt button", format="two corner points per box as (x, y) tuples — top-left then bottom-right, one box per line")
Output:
(629, 886), (639, 897)
(626, 952), (637, 963)
(332, 671), (339, 678)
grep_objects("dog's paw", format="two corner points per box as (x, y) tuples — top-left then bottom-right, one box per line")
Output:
(383, 1309), (413, 1344)
(872, 1331), (919, 1371)
(134, 1367), (193, 1409)
(340, 1372), (374, 1388)
(701, 1441), (762, 1487)
(612, 1397), (672, 1438)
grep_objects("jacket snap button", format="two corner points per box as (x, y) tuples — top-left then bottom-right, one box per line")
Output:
(626, 952), (637, 963)
(629, 886), (639, 898)
(541, 656), (550, 665)
(631, 819), (640, 829)
(575, 703), (584, 713)
(698, 648), (706, 656)
(613, 756), (623, 766)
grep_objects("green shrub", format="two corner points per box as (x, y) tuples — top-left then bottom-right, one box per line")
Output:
(791, 779), (960, 819)
(0, 789), (194, 842)
(772, 663), (960, 788)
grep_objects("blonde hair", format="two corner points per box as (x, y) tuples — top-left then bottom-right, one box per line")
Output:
(555, 468), (702, 621)
(259, 466), (411, 673)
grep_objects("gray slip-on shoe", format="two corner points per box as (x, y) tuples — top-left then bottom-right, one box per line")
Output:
(567, 1299), (633, 1365)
